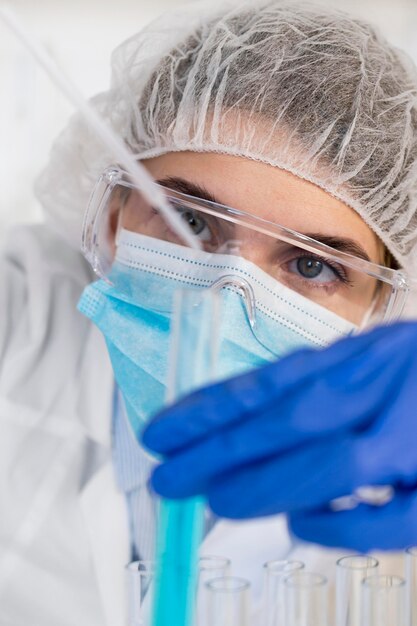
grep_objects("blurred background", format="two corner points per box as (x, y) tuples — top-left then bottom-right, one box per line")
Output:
(1, 0), (417, 231)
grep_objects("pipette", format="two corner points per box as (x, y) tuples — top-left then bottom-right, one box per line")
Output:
(0, 2), (201, 251)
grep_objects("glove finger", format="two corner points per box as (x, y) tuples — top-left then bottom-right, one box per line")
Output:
(204, 437), (361, 518)
(207, 435), (396, 518)
(150, 428), (352, 500)
(143, 322), (416, 456)
(151, 429), (386, 510)
(289, 489), (417, 552)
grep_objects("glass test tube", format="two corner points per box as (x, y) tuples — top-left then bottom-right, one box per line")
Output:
(126, 560), (155, 626)
(196, 556), (231, 626)
(206, 576), (251, 626)
(406, 547), (417, 626)
(151, 288), (220, 626)
(336, 555), (379, 626)
(283, 571), (328, 626)
(262, 560), (305, 626)
(361, 575), (407, 626)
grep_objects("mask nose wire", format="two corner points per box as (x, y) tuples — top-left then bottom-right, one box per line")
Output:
(209, 275), (257, 330)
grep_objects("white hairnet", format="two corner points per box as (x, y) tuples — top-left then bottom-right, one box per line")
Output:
(36, 0), (417, 273)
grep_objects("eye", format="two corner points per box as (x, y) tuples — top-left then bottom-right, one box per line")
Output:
(288, 255), (346, 284)
(174, 205), (214, 243)
(180, 209), (207, 234)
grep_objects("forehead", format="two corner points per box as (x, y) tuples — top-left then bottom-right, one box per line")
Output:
(142, 151), (382, 261)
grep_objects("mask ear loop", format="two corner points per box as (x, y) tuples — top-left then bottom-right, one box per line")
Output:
(209, 275), (257, 330)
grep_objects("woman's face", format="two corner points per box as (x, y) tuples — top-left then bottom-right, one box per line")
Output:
(132, 151), (383, 325)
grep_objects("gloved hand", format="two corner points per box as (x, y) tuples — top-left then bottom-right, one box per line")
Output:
(142, 322), (417, 552)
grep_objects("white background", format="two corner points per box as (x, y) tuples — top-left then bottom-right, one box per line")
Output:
(1, 0), (417, 230)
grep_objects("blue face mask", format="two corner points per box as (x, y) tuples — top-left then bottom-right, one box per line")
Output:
(78, 230), (354, 437)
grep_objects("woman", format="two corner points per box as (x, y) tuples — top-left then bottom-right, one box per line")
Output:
(2, 1), (417, 624)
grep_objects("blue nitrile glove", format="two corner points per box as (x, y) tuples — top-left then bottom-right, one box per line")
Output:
(142, 322), (417, 552)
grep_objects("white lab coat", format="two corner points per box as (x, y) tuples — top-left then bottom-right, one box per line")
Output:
(0, 223), (402, 626)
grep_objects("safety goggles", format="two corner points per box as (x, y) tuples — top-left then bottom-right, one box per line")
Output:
(82, 166), (410, 327)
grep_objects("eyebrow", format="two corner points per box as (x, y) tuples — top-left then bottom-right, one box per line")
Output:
(156, 176), (219, 205)
(301, 234), (371, 262)
(156, 176), (372, 262)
